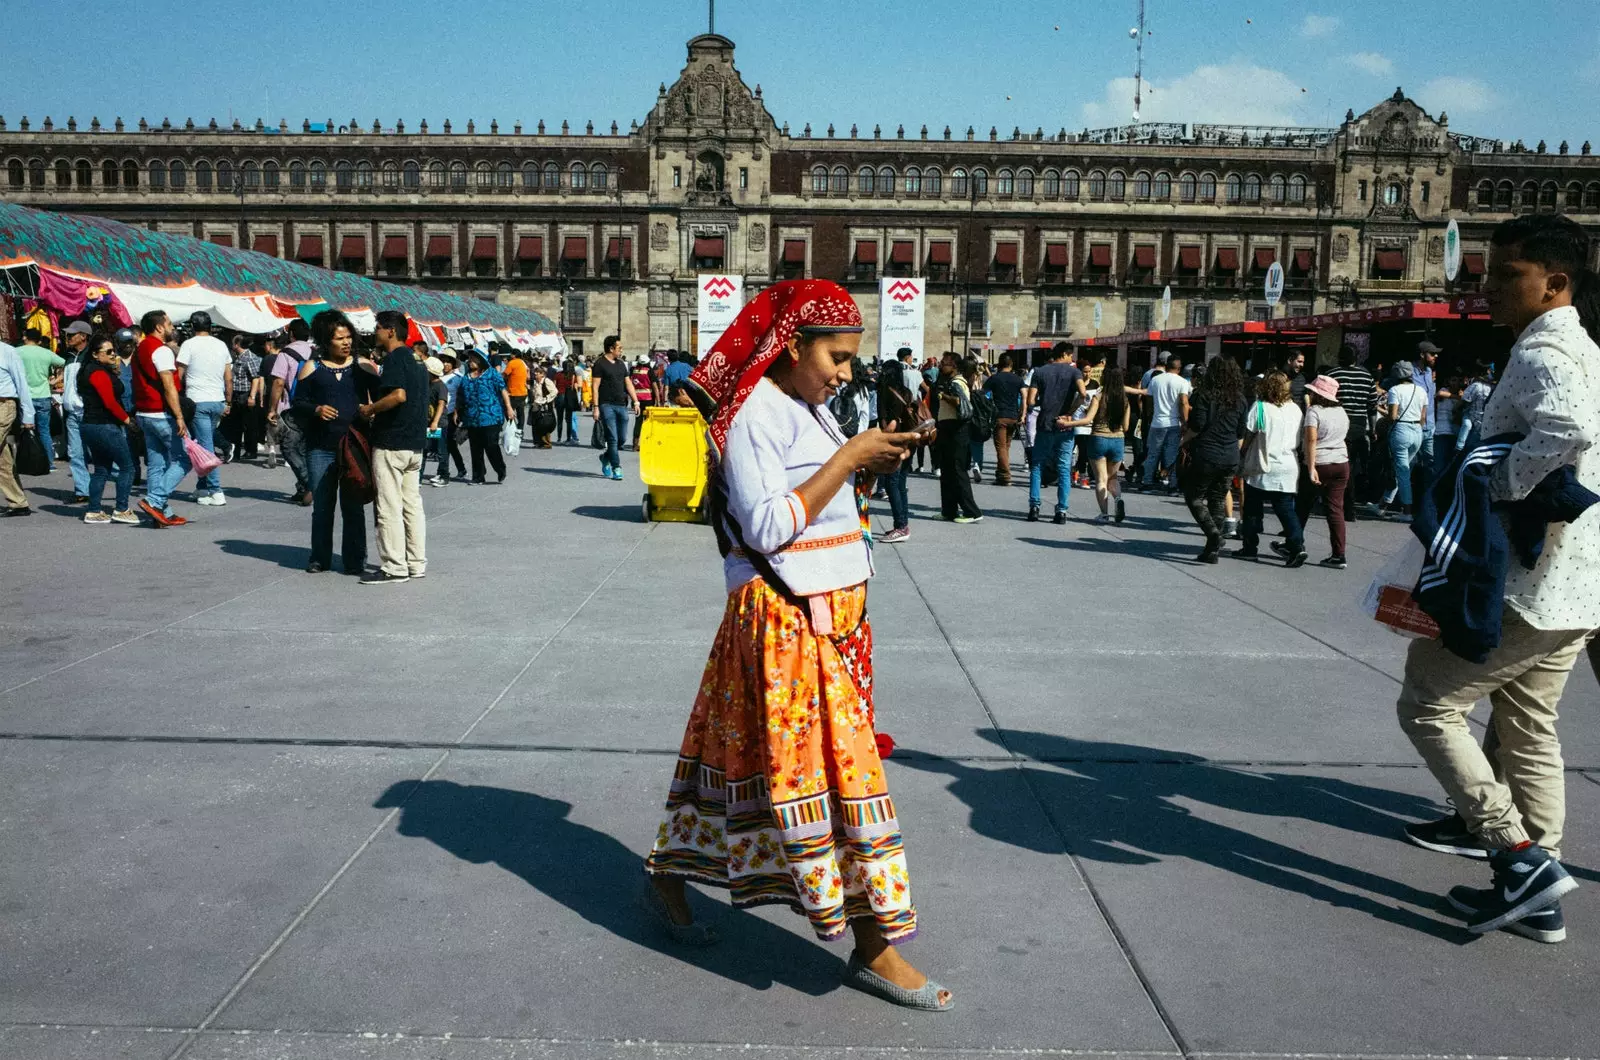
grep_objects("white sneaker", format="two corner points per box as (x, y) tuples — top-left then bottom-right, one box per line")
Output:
(195, 494), (216, 506)
(209, 492), (226, 506)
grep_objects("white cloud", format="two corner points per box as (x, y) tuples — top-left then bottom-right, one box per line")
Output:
(1082, 64), (1310, 127)
(1419, 76), (1498, 114)
(1299, 14), (1340, 38)
(1345, 52), (1394, 77)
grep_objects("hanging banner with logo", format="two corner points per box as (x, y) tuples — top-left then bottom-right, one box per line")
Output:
(695, 274), (744, 356)
(878, 277), (925, 362)
(1443, 219), (1461, 282)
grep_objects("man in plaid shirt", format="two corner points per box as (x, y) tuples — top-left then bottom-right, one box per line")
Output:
(223, 333), (263, 462)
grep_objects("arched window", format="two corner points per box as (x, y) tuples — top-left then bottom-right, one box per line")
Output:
(542, 161), (559, 189)
(971, 168), (988, 195)
(1199, 173), (1217, 201)
(168, 159), (185, 189)
(27, 159), (45, 187)
(521, 162), (537, 190)
(569, 162), (586, 190)
(285, 161), (301, 189)
(1269, 174), (1286, 202)
(997, 168), (1015, 196)
(1153, 171), (1171, 200)
(148, 160), (166, 189)
(55, 159), (71, 187)
(475, 163), (492, 189)
(75, 159), (92, 188)
(830, 165), (848, 193)
(1179, 173), (1197, 202)
(1539, 181), (1558, 210)
(1088, 170), (1106, 199)
(310, 160), (327, 188)
(1042, 169), (1060, 198)
(497, 161), (515, 189)
(1520, 181), (1538, 208)
(354, 160), (372, 189)
(903, 166), (921, 195)
(1062, 170), (1080, 199)
(1017, 168), (1034, 197)
(1245, 174), (1262, 202)
(382, 161), (399, 188)
(857, 166), (874, 195)
(1107, 170), (1125, 200)
(1224, 174), (1242, 202)
(1495, 181), (1513, 209)
(121, 160), (138, 188)
(951, 167), (968, 197)
(449, 161), (467, 189)
(5, 159), (22, 187)
(403, 161), (421, 188)
(1476, 179), (1494, 207)
(877, 166), (894, 196)
(923, 166), (941, 196)
(197, 160), (214, 190)
(101, 160), (117, 187)
(216, 160), (234, 190)
(589, 162), (607, 190)
(1586, 183), (1600, 210)
(1132, 171), (1151, 199)
(243, 160), (261, 188)
(1384, 181), (1403, 206)
(262, 161), (278, 189)
(1288, 174), (1307, 203)
(334, 160), (353, 189)
(1566, 182), (1583, 209)
(811, 164), (828, 193)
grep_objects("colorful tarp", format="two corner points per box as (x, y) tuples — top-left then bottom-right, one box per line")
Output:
(0, 200), (559, 337)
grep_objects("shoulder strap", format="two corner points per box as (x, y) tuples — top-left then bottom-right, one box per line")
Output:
(709, 475), (809, 614)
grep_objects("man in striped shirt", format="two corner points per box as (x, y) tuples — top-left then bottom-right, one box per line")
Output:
(1325, 345), (1378, 520)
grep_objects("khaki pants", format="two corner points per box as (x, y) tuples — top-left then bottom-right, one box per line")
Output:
(993, 417), (1019, 484)
(1397, 610), (1593, 857)
(0, 398), (28, 509)
(372, 448), (426, 577)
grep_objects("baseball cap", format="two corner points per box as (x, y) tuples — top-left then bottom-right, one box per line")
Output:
(1417, 340), (1443, 355)
(65, 321), (94, 336)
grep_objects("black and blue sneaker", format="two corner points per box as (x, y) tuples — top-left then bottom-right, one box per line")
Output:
(1446, 885), (1567, 943)
(1404, 814), (1491, 859)
(1463, 844), (1576, 936)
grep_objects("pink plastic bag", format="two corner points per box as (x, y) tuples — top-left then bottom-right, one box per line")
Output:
(184, 436), (222, 477)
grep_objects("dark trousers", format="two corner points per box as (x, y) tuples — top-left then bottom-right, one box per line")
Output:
(445, 415), (467, 477)
(307, 447), (367, 572)
(1314, 461), (1350, 558)
(467, 424), (507, 482)
(223, 398), (263, 457)
(1344, 427), (1372, 515)
(1243, 485), (1303, 554)
(935, 421), (981, 519)
(1183, 459), (1236, 547)
(883, 461), (910, 529)
(510, 395), (527, 434)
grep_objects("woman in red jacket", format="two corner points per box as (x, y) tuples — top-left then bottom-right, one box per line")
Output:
(76, 335), (139, 525)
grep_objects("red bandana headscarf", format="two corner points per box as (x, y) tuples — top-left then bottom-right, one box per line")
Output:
(686, 279), (862, 455)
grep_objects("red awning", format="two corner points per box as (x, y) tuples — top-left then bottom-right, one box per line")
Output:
(993, 242), (1018, 266)
(339, 235), (365, 260)
(1216, 247), (1239, 271)
(1088, 244), (1112, 268)
(1374, 249), (1407, 271)
(251, 234), (278, 257)
(296, 234), (323, 260)
(606, 237), (633, 260)
(1132, 245), (1157, 269)
(209, 234), (232, 247)
(693, 236), (725, 259)
(563, 237), (588, 261)
(471, 236), (497, 261)
(782, 239), (806, 264)
(928, 241), (952, 265)
(1253, 247), (1277, 269)
(1462, 251), (1485, 276)
(890, 240), (915, 265)
(1178, 245), (1202, 270)
(517, 236), (543, 261)
(425, 235), (452, 259)
(1293, 249), (1314, 272)
(1045, 243), (1069, 267)
(854, 240), (877, 264)
(381, 236), (408, 260)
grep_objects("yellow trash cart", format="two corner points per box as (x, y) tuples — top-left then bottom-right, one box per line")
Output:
(639, 406), (710, 523)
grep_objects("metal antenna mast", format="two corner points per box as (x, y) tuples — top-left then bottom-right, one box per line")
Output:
(1132, 0), (1146, 122)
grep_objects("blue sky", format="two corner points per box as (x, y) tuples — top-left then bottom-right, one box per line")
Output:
(3, 1), (1595, 143)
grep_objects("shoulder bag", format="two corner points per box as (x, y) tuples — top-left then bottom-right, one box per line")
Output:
(1241, 401), (1271, 478)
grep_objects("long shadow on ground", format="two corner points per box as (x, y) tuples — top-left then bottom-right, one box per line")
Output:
(375, 779), (841, 995)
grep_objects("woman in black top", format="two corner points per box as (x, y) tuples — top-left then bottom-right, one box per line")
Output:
(292, 311), (376, 574)
(76, 335), (139, 524)
(1180, 357), (1248, 563)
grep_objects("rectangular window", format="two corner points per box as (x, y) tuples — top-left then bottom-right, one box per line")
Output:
(1126, 302), (1154, 333)
(1187, 303), (1213, 328)
(672, 167), (682, 188)
(1249, 304), (1273, 322)
(964, 297), (987, 329)
(1358, 179), (1368, 202)
(738, 167), (748, 189)
(1040, 300), (1066, 334)
(565, 294), (588, 329)
(569, 339), (584, 361)
(1421, 181), (1431, 204)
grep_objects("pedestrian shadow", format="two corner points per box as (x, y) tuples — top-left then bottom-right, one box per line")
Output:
(1017, 535), (1198, 561)
(217, 538), (307, 569)
(894, 731), (1473, 942)
(375, 779), (841, 995)
(572, 504), (644, 523)
(525, 466), (600, 479)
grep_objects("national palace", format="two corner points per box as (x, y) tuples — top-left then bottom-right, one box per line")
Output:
(3, 34), (1597, 358)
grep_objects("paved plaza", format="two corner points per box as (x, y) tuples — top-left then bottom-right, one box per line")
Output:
(4, 443), (1599, 1060)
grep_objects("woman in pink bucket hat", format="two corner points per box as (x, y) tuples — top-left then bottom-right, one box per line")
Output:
(1303, 374), (1352, 568)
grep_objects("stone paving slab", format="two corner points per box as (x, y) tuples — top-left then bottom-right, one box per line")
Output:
(0, 1025), (184, 1060)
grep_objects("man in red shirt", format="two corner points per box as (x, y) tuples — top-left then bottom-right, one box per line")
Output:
(130, 310), (191, 527)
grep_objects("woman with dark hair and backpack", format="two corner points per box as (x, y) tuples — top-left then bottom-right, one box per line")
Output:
(292, 310), (375, 575)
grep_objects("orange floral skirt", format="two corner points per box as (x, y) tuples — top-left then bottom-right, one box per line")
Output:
(644, 577), (917, 944)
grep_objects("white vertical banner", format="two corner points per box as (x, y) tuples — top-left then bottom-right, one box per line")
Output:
(695, 274), (744, 355)
(877, 277), (925, 362)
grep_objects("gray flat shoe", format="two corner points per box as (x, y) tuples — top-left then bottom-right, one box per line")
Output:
(639, 878), (719, 947)
(842, 953), (954, 1011)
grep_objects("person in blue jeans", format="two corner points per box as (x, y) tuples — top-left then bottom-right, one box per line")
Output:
(292, 311), (374, 573)
(1140, 354), (1192, 493)
(189, 400), (226, 496)
(590, 335), (639, 480)
(1382, 359), (1428, 515)
(75, 336), (139, 524)
(1024, 343), (1087, 523)
(138, 412), (191, 520)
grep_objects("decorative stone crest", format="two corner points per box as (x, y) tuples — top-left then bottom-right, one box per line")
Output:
(650, 222), (670, 251)
(747, 223), (766, 252)
(1427, 235), (1445, 262)
(1333, 233), (1351, 262)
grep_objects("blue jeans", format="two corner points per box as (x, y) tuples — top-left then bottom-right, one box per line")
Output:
(66, 407), (89, 494)
(1243, 485), (1303, 554)
(140, 414), (191, 514)
(32, 398), (54, 470)
(82, 422), (134, 512)
(190, 400), (225, 493)
(1143, 424), (1183, 483)
(598, 403), (629, 470)
(307, 447), (367, 572)
(884, 461), (910, 530)
(968, 438), (985, 473)
(566, 408), (580, 441)
(1386, 422), (1423, 506)
(1029, 429), (1075, 513)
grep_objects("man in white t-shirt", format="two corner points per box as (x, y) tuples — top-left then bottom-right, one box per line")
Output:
(1141, 353), (1192, 493)
(176, 311), (233, 504)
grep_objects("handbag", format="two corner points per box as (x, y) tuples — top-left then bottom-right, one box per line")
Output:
(1241, 401), (1271, 478)
(590, 419), (604, 450)
(14, 425), (50, 476)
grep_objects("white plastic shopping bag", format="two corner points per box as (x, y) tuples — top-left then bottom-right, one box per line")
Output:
(501, 420), (522, 457)
(1359, 538), (1440, 639)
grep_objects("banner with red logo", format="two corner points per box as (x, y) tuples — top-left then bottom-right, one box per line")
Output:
(878, 277), (924, 362)
(695, 274), (743, 356)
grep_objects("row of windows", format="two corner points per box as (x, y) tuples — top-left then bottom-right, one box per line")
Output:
(807, 165), (1312, 204)
(3, 157), (619, 192)
(1475, 179), (1600, 211)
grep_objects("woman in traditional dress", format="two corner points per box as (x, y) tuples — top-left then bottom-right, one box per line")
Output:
(642, 280), (951, 1011)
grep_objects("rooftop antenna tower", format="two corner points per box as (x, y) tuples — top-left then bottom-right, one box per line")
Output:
(1132, 0), (1146, 123)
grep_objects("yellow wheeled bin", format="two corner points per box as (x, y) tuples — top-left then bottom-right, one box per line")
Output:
(639, 406), (710, 523)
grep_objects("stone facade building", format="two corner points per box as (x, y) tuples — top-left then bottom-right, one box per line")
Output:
(3, 34), (1597, 359)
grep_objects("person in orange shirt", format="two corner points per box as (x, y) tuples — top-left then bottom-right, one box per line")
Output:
(501, 350), (530, 438)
